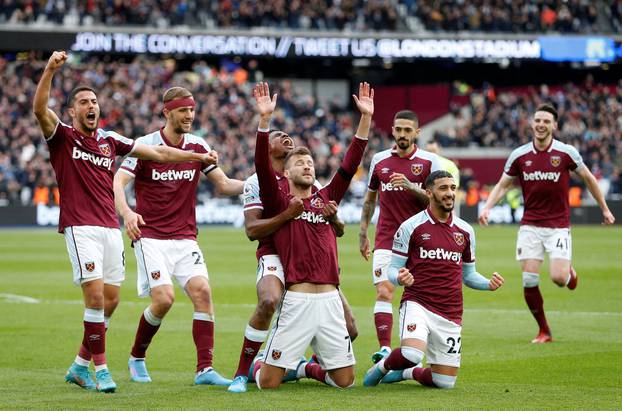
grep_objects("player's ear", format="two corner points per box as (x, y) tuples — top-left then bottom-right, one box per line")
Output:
(284, 169), (290, 178)
(67, 107), (75, 119)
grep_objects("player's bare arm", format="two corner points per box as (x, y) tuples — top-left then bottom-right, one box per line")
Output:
(131, 143), (219, 165)
(33, 51), (66, 137)
(575, 167), (616, 225)
(322, 200), (346, 237)
(243, 197), (304, 241)
(479, 174), (515, 226)
(205, 168), (244, 196)
(113, 171), (144, 241)
(359, 190), (377, 260)
(389, 172), (429, 204)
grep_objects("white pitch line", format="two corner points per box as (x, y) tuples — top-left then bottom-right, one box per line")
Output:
(1, 294), (621, 317)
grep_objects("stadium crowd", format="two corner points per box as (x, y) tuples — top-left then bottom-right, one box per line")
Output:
(435, 78), (622, 198)
(2, 1), (620, 33)
(0, 54), (387, 206)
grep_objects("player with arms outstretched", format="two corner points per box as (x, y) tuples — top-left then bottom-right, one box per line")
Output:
(33, 52), (217, 393)
(363, 170), (504, 389)
(479, 103), (615, 343)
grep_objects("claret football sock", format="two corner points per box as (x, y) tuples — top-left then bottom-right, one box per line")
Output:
(234, 325), (268, 378)
(130, 307), (162, 359)
(412, 367), (435, 387)
(193, 312), (215, 372)
(83, 308), (107, 368)
(373, 301), (393, 348)
(303, 362), (327, 383)
(523, 286), (551, 335)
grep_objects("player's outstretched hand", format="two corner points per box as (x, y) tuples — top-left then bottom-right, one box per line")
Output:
(123, 210), (145, 241)
(322, 200), (339, 222)
(253, 82), (277, 117)
(202, 150), (218, 166)
(397, 267), (414, 287)
(359, 233), (371, 261)
(603, 210), (615, 225)
(285, 196), (304, 219)
(352, 82), (374, 116)
(478, 208), (490, 226)
(45, 51), (68, 72)
(488, 272), (504, 291)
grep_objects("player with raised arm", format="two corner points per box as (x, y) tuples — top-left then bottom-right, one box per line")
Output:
(363, 170), (504, 389)
(33, 51), (217, 393)
(479, 103), (615, 343)
(359, 110), (441, 363)
(249, 81), (373, 390)
(114, 87), (244, 386)
(228, 130), (358, 393)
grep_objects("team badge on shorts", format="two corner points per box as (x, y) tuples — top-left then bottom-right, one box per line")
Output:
(85, 261), (95, 272)
(151, 270), (161, 280)
(374, 268), (382, 277)
(407, 323), (417, 332)
(98, 143), (112, 157)
(411, 164), (423, 176)
(310, 197), (325, 209)
(550, 156), (561, 167)
(271, 349), (282, 360)
(267, 266), (277, 271)
(453, 232), (465, 246)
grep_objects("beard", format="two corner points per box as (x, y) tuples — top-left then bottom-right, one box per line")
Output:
(292, 174), (314, 189)
(433, 192), (454, 212)
(80, 117), (98, 132)
(396, 138), (411, 150)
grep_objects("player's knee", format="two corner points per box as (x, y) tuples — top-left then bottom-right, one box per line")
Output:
(188, 282), (211, 305)
(84, 292), (105, 308)
(153, 290), (175, 312)
(550, 271), (567, 287)
(432, 372), (457, 389)
(401, 346), (424, 365)
(327, 372), (355, 388)
(257, 293), (280, 318)
(375, 284), (394, 301)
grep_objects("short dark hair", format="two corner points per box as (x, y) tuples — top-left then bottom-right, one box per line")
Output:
(284, 146), (312, 167)
(269, 129), (289, 141)
(425, 170), (454, 188)
(67, 86), (97, 106)
(394, 110), (419, 125)
(535, 103), (558, 121)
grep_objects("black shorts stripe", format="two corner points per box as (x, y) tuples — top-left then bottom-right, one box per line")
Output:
(264, 290), (287, 361)
(69, 227), (83, 280)
(399, 301), (408, 341)
(136, 240), (152, 293)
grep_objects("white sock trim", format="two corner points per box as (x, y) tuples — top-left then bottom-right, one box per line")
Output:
(245, 324), (268, 343)
(522, 272), (540, 288)
(255, 369), (262, 390)
(104, 316), (110, 329)
(401, 346), (424, 365)
(374, 301), (393, 314)
(84, 308), (104, 323)
(74, 355), (90, 367)
(94, 364), (108, 372)
(193, 312), (214, 322)
(432, 372), (456, 389)
(377, 358), (388, 373)
(324, 374), (340, 388)
(144, 307), (162, 326)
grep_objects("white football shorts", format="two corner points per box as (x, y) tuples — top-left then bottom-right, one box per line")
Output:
(371, 249), (392, 285)
(134, 238), (209, 297)
(264, 290), (355, 371)
(256, 254), (285, 285)
(516, 225), (572, 261)
(399, 300), (462, 368)
(64, 226), (125, 286)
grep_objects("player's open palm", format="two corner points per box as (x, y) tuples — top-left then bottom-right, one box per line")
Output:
(123, 210), (145, 241)
(46, 51), (68, 71)
(488, 272), (504, 291)
(397, 267), (414, 287)
(352, 82), (374, 116)
(253, 82), (277, 117)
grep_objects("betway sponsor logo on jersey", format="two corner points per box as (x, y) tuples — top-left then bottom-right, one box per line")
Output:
(152, 169), (196, 181)
(419, 247), (461, 264)
(522, 171), (561, 182)
(381, 181), (422, 192)
(295, 210), (329, 225)
(72, 146), (114, 170)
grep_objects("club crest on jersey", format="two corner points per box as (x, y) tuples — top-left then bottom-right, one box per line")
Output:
(453, 232), (465, 246)
(85, 261), (95, 272)
(151, 270), (161, 280)
(411, 164), (423, 176)
(374, 268), (382, 278)
(310, 197), (324, 209)
(271, 349), (282, 360)
(98, 143), (111, 157)
(550, 156), (561, 167)
(407, 323), (417, 332)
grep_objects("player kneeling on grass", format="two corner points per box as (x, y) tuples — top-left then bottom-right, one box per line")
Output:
(363, 170), (504, 389)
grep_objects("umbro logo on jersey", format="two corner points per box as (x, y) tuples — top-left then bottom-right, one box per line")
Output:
(522, 171), (561, 182)
(525, 160), (532, 167)
(381, 167), (390, 174)
(421, 233), (431, 240)
(72, 147), (114, 170)
(152, 169), (196, 181)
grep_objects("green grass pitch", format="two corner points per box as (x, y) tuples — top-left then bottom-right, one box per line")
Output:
(0, 225), (621, 410)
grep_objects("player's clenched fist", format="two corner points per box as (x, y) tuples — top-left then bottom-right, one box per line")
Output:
(322, 200), (339, 222)
(488, 272), (504, 291)
(201, 150), (218, 166)
(45, 51), (68, 72)
(123, 210), (145, 241)
(478, 208), (490, 226)
(285, 196), (304, 219)
(397, 267), (414, 287)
